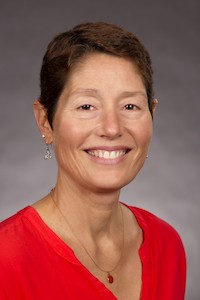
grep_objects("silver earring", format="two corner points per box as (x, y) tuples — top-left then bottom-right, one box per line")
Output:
(44, 143), (52, 160)
(146, 155), (148, 158)
(42, 134), (45, 138)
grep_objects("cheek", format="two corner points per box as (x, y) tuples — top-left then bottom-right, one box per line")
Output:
(134, 117), (153, 149)
(53, 115), (91, 155)
(52, 123), (82, 175)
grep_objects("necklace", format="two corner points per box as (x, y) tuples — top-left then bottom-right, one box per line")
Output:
(50, 189), (124, 284)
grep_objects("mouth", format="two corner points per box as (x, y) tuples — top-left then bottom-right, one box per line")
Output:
(85, 149), (130, 159)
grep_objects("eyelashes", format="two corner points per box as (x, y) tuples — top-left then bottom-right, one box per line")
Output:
(123, 104), (138, 110)
(78, 104), (95, 110)
(78, 104), (139, 111)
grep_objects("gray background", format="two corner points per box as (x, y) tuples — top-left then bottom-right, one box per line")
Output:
(0, 0), (199, 299)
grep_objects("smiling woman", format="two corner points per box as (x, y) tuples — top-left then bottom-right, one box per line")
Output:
(42, 53), (153, 192)
(0, 22), (186, 300)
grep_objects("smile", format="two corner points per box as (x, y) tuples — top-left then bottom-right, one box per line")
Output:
(85, 150), (130, 159)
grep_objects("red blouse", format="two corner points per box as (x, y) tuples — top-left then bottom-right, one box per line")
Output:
(0, 205), (186, 299)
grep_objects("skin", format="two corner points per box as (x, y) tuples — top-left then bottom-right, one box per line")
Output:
(33, 53), (157, 300)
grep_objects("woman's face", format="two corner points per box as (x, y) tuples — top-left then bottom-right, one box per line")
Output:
(51, 53), (155, 192)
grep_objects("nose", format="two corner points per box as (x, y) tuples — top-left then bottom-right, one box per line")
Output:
(96, 108), (123, 139)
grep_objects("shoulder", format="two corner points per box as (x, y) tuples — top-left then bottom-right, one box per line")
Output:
(127, 205), (186, 291)
(126, 205), (185, 255)
(128, 206), (180, 236)
(0, 207), (32, 260)
(0, 206), (31, 232)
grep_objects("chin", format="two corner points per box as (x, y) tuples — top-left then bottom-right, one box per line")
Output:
(85, 173), (135, 193)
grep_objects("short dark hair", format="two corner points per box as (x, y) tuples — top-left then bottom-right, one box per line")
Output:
(39, 22), (154, 128)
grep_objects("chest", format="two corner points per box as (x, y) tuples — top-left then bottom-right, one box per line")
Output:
(72, 235), (143, 300)
(106, 254), (143, 300)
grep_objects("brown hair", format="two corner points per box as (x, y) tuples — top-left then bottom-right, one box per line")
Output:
(39, 22), (154, 128)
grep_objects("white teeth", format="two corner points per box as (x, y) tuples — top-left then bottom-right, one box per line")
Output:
(104, 151), (109, 159)
(87, 150), (127, 159)
(110, 151), (116, 159)
(99, 151), (103, 158)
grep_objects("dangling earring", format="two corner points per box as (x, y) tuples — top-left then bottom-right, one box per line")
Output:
(44, 143), (52, 160)
(42, 134), (53, 160)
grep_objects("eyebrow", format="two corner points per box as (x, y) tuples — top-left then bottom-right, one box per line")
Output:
(120, 91), (147, 99)
(69, 89), (99, 97)
(69, 89), (147, 98)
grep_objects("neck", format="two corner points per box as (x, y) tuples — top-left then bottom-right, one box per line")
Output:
(52, 173), (122, 240)
(48, 173), (126, 285)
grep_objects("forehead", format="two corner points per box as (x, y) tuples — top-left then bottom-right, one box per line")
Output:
(71, 52), (141, 75)
(65, 53), (145, 94)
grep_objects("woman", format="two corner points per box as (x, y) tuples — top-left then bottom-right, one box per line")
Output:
(0, 22), (186, 299)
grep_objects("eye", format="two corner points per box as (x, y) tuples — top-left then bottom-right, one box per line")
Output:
(78, 104), (94, 110)
(123, 104), (138, 110)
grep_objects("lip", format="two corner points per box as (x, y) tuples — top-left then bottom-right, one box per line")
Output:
(84, 146), (131, 151)
(84, 147), (131, 165)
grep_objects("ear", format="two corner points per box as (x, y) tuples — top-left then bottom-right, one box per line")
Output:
(152, 99), (158, 117)
(33, 100), (53, 144)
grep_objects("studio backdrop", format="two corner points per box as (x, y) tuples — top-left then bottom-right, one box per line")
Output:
(0, 1), (199, 299)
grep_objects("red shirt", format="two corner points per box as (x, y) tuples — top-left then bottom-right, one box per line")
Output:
(0, 205), (186, 299)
